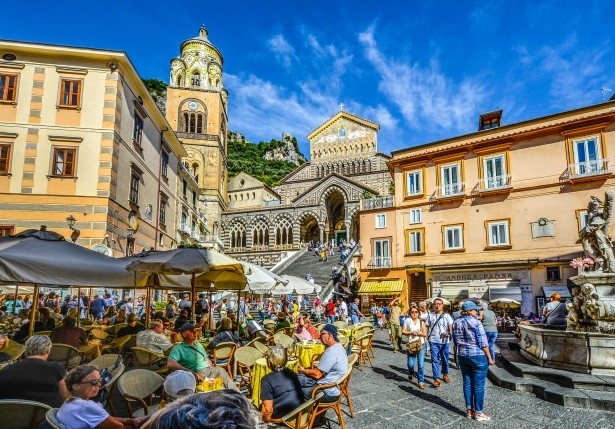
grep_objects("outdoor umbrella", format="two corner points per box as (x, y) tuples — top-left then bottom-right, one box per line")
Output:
(125, 247), (246, 317)
(280, 275), (322, 294)
(242, 261), (287, 292)
(489, 298), (521, 316)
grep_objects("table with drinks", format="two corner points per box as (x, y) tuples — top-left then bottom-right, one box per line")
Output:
(251, 356), (299, 407)
(293, 340), (325, 368)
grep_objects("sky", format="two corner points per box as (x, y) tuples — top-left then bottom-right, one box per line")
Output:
(1, 1), (614, 158)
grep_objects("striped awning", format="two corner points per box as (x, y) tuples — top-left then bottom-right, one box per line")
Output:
(358, 279), (404, 296)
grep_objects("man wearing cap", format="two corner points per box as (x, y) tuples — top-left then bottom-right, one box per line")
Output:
(297, 324), (348, 403)
(452, 301), (494, 421)
(163, 370), (196, 402)
(167, 323), (239, 391)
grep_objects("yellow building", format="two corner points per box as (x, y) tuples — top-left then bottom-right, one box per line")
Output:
(358, 101), (615, 315)
(0, 40), (195, 255)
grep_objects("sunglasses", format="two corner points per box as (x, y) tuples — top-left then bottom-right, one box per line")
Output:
(79, 379), (102, 386)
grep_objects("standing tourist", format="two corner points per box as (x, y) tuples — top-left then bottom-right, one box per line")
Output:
(480, 301), (498, 363)
(389, 297), (402, 352)
(324, 299), (336, 324)
(402, 307), (427, 388)
(426, 298), (453, 387)
(452, 301), (494, 421)
(349, 298), (364, 325)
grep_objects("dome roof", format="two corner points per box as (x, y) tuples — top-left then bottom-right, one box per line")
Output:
(180, 27), (224, 65)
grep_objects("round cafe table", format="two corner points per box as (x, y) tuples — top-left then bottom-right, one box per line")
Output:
(293, 342), (325, 368)
(251, 357), (298, 407)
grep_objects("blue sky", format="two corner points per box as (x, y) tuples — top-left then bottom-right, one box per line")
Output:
(2, 1), (614, 158)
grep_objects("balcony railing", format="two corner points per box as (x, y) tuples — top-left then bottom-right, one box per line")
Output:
(435, 183), (465, 199)
(478, 174), (512, 192)
(568, 158), (610, 178)
(361, 196), (394, 211)
(368, 257), (391, 268)
(179, 223), (191, 234)
(190, 230), (201, 241)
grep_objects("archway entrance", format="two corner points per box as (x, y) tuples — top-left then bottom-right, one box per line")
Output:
(300, 214), (320, 244)
(323, 189), (345, 246)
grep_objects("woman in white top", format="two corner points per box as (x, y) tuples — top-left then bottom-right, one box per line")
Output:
(402, 307), (427, 389)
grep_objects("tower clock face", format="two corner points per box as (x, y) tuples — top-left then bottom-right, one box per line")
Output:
(188, 101), (198, 111)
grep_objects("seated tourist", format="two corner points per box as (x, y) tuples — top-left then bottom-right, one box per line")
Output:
(57, 364), (143, 429)
(51, 316), (101, 360)
(297, 324), (348, 402)
(136, 320), (173, 356)
(116, 313), (146, 337)
(167, 323), (238, 391)
(173, 309), (191, 331)
(207, 317), (240, 352)
(275, 312), (291, 333)
(144, 390), (262, 429)
(12, 309), (50, 343)
(260, 346), (304, 423)
(163, 370), (196, 402)
(0, 334), (11, 363)
(0, 335), (68, 407)
(294, 314), (313, 341)
(109, 308), (127, 325)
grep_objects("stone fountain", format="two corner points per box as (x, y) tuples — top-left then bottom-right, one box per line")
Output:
(518, 191), (615, 375)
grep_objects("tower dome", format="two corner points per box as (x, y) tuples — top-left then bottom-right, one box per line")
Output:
(170, 27), (224, 91)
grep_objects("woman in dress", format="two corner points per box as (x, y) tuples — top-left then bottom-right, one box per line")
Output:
(402, 307), (427, 389)
(452, 301), (495, 422)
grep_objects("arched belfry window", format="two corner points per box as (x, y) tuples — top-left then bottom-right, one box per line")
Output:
(192, 72), (201, 87)
(181, 111), (205, 134)
(176, 75), (184, 86)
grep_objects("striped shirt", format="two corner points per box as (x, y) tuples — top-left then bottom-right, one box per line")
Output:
(452, 315), (489, 357)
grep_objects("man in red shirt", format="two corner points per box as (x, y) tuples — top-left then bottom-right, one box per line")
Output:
(324, 300), (336, 324)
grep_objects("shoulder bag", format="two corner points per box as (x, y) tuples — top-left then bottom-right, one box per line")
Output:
(405, 319), (424, 355)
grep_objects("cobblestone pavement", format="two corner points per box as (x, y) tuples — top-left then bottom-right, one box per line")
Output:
(335, 329), (615, 429)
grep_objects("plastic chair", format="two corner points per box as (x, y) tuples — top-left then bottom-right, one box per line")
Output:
(45, 408), (66, 429)
(0, 399), (50, 429)
(117, 369), (164, 417)
(47, 343), (83, 369)
(280, 392), (324, 429)
(272, 332), (294, 348)
(132, 347), (169, 375)
(211, 341), (237, 378)
(342, 354), (358, 417)
(234, 346), (263, 393)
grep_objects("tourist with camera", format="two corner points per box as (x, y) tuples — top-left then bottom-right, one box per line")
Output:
(425, 298), (453, 388)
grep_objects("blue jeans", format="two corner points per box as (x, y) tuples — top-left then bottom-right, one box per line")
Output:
(326, 315), (335, 324)
(351, 314), (359, 325)
(485, 331), (497, 361)
(406, 345), (426, 382)
(429, 341), (450, 380)
(458, 354), (489, 413)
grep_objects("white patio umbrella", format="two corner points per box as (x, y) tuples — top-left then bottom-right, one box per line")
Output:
(280, 275), (322, 294)
(242, 261), (287, 292)
(489, 298), (520, 315)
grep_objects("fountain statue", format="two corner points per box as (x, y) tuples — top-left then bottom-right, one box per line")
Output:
(517, 191), (615, 375)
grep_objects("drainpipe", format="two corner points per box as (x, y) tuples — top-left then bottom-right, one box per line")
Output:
(154, 128), (168, 250)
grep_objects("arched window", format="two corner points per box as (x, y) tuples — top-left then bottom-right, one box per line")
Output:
(275, 218), (293, 245)
(196, 114), (203, 133)
(252, 220), (269, 246)
(192, 72), (201, 86)
(177, 75), (183, 86)
(181, 111), (205, 134)
(230, 223), (246, 248)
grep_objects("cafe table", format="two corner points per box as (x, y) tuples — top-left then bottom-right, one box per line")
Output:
(293, 341), (325, 368)
(250, 356), (298, 407)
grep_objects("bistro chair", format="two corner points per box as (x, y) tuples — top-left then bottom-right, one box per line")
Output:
(273, 332), (294, 349)
(364, 328), (376, 358)
(333, 320), (348, 330)
(342, 353), (359, 417)
(234, 346), (263, 393)
(0, 399), (50, 429)
(117, 369), (164, 417)
(310, 352), (322, 369)
(47, 343), (83, 370)
(279, 392), (324, 429)
(36, 330), (52, 337)
(109, 323), (128, 337)
(3, 339), (25, 361)
(132, 347), (169, 375)
(89, 328), (110, 342)
(310, 370), (351, 429)
(211, 341), (237, 378)
(251, 340), (269, 355)
(338, 335), (349, 348)
(45, 408), (66, 429)
(89, 354), (125, 415)
(100, 334), (131, 356)
(351, 334), (372, 370)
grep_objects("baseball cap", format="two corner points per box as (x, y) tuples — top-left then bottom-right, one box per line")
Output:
(320, 324), (339, 341)
(164, 370), (196, 399)
(462, 301), (482, 312)
(177, 323), (196, 332)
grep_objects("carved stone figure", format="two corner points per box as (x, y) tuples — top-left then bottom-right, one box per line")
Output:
(580, 191), (615, 273)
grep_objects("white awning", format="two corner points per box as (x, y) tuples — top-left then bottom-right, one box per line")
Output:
(488, 285), (522, 302)
(438, 283), (469, 302)
(542, 285), (571, 298)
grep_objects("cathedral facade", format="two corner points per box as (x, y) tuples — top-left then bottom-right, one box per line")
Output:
(221, 111), (393, 267)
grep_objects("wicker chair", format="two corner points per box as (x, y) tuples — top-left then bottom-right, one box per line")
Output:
(89, 328), (110, 342)
(342, 354), (358, 417)
(310, 352), (322, 369)
(0, 399), (50, 429)
(280, 392), (324, 429)
(3, 339), (25, 361)
(211, 341), (237, 378)
(234, 346), (263, 393)
(333, 320), (348, 330)
(47, 343), (83, 369)
(89, 354), (125, 415)
(350, 334), (372, 370)
(338, 335), (349, 348)
(309, 370), (351, 429)
(364, 328), (376, 358)
(36, 330), (52, 337)
(117, 369), (164, 417)
(132, 347), (169, 375)
(100, 334), (132, 355)
(109, 323), (128, 336)
(251, 340), (269, 355)
(359, 321), (373, 328)
(272, 332), (294, 348)
(45, 408), (66, 429)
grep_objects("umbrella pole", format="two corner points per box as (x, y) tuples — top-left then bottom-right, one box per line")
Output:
(28, 284), (39, 337)
(13, 284), (19, 316)
(145, 287), (151, 327)
(77, 287), (81, 326)
(191, 274), (196, 322)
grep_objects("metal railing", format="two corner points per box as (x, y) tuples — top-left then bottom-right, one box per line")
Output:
(179, 223), (191, 234)
(361, 196), (394, 210)
(435, 183), (465, 199)
(368, 256), (391, 268)
(479, 174), (512, 191)
(568, 158), (610, 178)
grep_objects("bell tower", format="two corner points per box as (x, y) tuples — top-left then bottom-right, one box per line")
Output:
(166, 27), (228, 239)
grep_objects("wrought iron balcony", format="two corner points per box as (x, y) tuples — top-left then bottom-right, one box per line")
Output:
(478, 174), (512, 192)
(435, 183), (465, 199)
(567, 158), (610, 179)
(361, 196), (394, 211)
(367, 257), (391, 269)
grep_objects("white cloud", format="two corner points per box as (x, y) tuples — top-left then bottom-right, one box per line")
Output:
(358, 26), (487, 133)
(266, 34), (297, 68)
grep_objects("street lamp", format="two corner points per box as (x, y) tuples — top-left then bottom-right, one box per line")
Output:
(66, 215), (80, 243)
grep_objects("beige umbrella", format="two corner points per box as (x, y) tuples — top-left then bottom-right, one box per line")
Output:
(489, 298), (521, 316)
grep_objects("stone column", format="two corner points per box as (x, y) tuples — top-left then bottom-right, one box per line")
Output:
(319, 224), (324, 243)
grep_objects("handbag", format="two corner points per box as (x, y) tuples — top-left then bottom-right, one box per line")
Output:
(406, 339), (422, 355)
